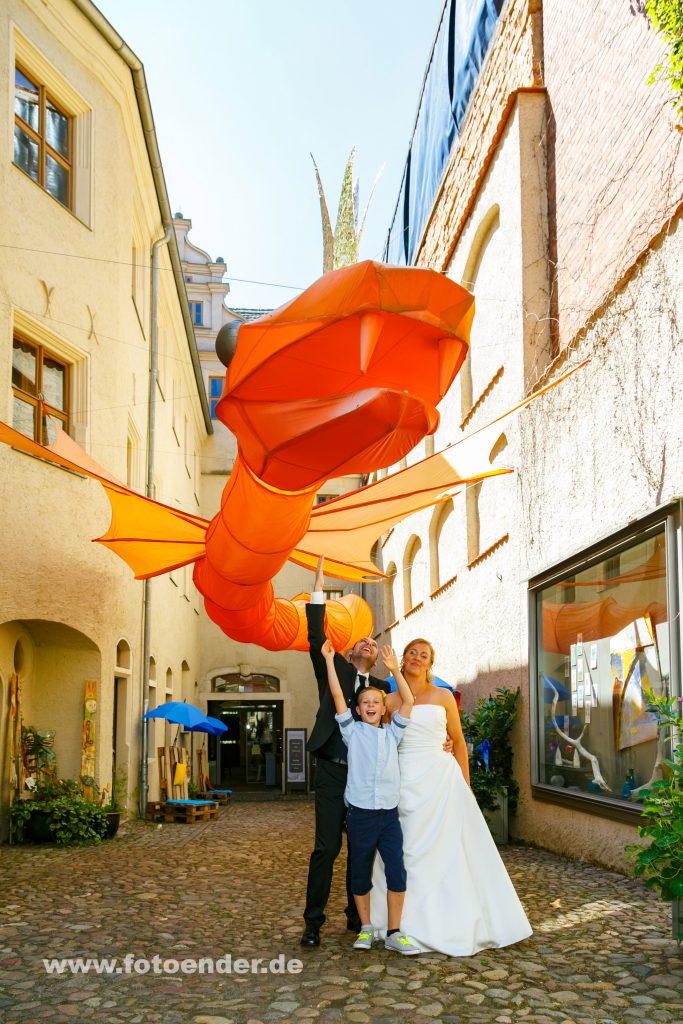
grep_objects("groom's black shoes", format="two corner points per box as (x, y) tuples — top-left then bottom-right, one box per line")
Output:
(300, 925), (320, 947)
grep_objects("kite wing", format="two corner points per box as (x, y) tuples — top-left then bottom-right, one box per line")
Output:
(0, 417), (208, 580)
(290, 361), (589, 581)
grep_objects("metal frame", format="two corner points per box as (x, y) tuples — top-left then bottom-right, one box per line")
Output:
(528, 500), (682, 821)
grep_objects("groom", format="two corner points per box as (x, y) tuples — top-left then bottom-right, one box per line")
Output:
(301, 556), (391, 948)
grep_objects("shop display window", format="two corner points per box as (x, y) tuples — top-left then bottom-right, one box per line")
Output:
(531, 514), (677, 812)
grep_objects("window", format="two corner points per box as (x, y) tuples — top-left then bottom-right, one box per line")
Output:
(209, 376), (223, 419)
(12, 336), (69, 442)
(189, 301), (203, 326)
(403, 535), (423, 613)
(315, 493), (336, 505)
(323, 588), (344, 602)
(211, 672), (280, 694)
(14, 66), (72, 209)
(531, 514), (675, 816)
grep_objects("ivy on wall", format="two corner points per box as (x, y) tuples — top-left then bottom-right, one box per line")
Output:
(643, 0), (683, 120)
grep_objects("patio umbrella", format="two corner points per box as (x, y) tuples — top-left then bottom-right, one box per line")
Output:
(143, 701), (207, 729)
(183, 716), (227, 736)
(180, 715), (227, 783)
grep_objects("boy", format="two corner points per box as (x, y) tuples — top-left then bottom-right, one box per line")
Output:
(321, 638), (420, 955)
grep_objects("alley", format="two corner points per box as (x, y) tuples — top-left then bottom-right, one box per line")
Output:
(0, 801), (681, 1024)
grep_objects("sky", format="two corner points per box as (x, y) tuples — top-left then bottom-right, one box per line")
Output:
(95, 0), (445, 311)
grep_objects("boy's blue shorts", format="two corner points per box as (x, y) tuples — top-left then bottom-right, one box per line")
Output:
(346, 805), (407, 895)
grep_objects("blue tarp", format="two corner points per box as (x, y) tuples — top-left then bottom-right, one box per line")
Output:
(385, 0), (504, 266)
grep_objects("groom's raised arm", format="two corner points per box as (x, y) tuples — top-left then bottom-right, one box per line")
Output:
(306, 555), (329, 698)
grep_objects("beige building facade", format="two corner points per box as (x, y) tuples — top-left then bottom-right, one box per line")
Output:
(0, 0), (212, 832)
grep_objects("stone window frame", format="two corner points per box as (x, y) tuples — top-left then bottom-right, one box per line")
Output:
(11, 29), (94, 228)
(11, 307), (89, 448)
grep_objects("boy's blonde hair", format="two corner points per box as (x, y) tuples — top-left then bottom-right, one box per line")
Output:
(357, 686), (387, 704)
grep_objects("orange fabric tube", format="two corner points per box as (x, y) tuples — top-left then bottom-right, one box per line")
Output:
(191, 262), (475, 652)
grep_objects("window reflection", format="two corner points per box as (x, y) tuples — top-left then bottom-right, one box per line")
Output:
(536, 530), (669, 804)
(212, 672), (280, 693)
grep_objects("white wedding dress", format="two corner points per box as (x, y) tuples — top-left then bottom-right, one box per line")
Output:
(370, 704), (532, 955)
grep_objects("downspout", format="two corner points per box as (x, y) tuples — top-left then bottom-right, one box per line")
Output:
(140, 224), (173, 815)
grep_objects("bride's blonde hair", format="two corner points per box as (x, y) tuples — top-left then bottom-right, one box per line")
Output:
(400, 638), (435, 683)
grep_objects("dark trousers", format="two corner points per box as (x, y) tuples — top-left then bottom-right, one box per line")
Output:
(304, 758), (357, 929)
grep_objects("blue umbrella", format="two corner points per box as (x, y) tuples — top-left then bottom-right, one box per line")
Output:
(144, 701), (207, 729)
(386, 674), (455, 695)
(184, 715), (227, 736)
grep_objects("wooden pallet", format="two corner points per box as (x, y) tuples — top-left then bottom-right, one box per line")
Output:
(163, 801), (218, 824)
(146, 800), (218, 823)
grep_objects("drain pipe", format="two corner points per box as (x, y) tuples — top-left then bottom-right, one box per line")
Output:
(140, 223), (173, 816)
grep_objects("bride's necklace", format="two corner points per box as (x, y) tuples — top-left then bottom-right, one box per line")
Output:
(408, 677), (431, 702)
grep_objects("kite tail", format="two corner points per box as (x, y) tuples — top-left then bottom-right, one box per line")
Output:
(193, 453), (375, 651)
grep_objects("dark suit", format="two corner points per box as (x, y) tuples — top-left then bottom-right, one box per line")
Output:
(304, 601), (390, 929)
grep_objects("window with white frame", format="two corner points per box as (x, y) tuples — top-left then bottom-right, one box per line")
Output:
(188, 301), (203, 326)
(209, 376), (223, 419)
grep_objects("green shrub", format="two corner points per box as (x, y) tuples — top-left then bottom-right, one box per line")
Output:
(461, 687), (521, 814)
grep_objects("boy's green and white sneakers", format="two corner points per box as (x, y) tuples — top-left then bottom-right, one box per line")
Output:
(353, 926), (377, 950)
(384, 931), (421, 955)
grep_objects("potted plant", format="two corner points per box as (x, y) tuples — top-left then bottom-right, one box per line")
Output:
(10, 776), (109, 846)
(626, 688), (683, 941)
(81, 768), (127, 838)
(461, 687), (521, 844)
(104, 767), (128, 837)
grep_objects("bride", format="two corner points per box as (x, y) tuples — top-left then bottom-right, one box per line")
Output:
(370, 638), (532, 955)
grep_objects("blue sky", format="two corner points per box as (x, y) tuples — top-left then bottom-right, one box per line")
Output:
(95, 0), (444, 310)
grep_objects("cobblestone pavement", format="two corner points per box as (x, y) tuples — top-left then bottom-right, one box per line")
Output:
(1, 800), (682, 1024)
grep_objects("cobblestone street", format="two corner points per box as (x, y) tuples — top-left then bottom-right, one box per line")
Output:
(1, 801), (682, 1024)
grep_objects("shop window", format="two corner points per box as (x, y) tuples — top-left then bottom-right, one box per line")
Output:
(12, 335), (69, 443)
(531, 514), (676, 815)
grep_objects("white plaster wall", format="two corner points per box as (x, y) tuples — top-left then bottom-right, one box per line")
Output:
(376, 95), (683, 870)
(380, 105), (528, 694)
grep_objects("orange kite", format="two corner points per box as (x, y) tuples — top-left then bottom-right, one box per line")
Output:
(0, 261), (585, 651)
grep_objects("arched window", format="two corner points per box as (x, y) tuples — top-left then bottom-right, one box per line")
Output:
(403, 535), (423, 613)
(148, 656), (157, 711)
(384, 561), (397, 628)
(457, 204), (501, 564)
(116, 639), (131, 671)
(429, 499), (454, 592)
(181, 660), (191, 698)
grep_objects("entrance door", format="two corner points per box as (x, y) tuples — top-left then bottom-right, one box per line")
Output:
(112, 676), (127, 793)
(208, 700), (283, 790)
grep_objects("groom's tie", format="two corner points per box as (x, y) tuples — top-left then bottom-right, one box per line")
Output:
(355, 674), (367, 693)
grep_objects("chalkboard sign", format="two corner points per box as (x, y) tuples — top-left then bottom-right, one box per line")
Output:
(285, 728), (307, 791)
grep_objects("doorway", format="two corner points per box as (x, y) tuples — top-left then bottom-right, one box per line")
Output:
(207, 700), (283, 791)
